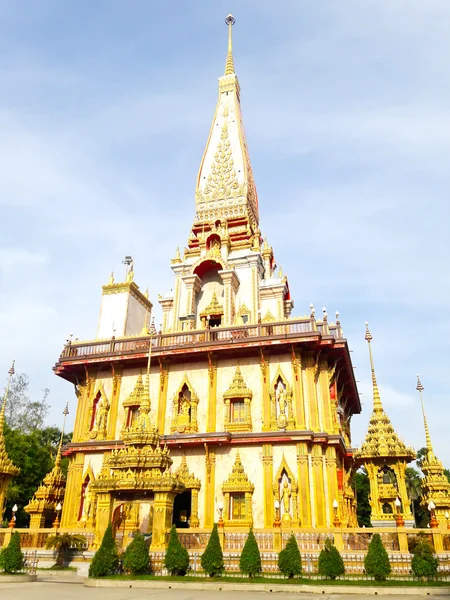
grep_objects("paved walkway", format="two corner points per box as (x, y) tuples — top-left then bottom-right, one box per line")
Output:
(0, 576), (449, 600)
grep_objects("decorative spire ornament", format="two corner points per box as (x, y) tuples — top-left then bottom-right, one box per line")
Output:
(416, 374), (433, 453)
(224, 14), (236, 75)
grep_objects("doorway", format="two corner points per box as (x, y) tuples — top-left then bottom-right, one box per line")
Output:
(172, 491), (192, 528)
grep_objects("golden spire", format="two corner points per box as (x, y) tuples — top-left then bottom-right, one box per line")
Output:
(54, 402), (69, 469)
(224, 14), (236, 75)
(355, 324), (415, 461)
(416, 375), (433, 453)
(365, 322), (383, 411)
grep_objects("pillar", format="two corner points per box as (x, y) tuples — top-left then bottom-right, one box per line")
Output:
(291, 348), (305, 430)
(61, 452), (85, 527)
(203, 447), (216, 528)
(107, 368), (122, 440)
(318, 360), (333, 433)
(325, 447), (339, 527)
(304, 355), (319, 431)
(94, 492), (114, 548)
(261, 351), (271, 431)
(181, 275), (201, 319)
(206, 355), (218, 432)
(190, 489), (200, 528)
(297, 443), (311, 527)
(312, 446), (326, 527)
(157, 360), (169, 434)
(219, 270), (240, 326)
(262, 445), (274, 527)
(151, 491), (177, 550)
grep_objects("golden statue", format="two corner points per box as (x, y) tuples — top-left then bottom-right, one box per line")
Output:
(282, 482), (291, 515)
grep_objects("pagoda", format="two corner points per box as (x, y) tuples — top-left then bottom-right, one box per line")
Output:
(416, 375), (450, 527)
(354, 324), (415, 526)
(54, 15), (361, 543)
(24, 403), (69, 528)
(0, 363), (20, 518)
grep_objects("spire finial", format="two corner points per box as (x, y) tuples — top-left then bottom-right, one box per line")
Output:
(364, 322), (383, 411)
(1, 360), (15, 420)
(416, 374), (433, 453)
(55, 402), (69, 468)
(224, 14), (236, 75)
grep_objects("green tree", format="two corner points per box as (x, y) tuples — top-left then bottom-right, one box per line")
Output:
(0, 532), (24, 573)
(411, 540), (439, 580)
(364, 533), (391, 581)
(318, 538), (345, 580)
(416, 447), (427, 470)
(164, 525), (189, 575)
(405, 467), (422, 526)
(45, 533), (86, 568)
(355, 469), (371, 527)
(278, 533), (302, 579)
(3, 372), (49, 432)
(239, 527), (261, 577)
(123, 532), (149, 574)
(201, 524), (224, 577)
(444, 469), (450, 484)
(4, 425), (70, 527)
(89, 524), (119, 578)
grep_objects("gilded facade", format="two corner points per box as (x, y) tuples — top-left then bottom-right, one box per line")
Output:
(53, 17), (361, 543)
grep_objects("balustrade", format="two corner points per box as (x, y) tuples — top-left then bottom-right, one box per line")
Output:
(59, 317), (342, 363)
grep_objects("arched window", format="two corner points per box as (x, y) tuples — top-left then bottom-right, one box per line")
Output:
(89, 393), (101, 431)
(78, 475), (90, 521)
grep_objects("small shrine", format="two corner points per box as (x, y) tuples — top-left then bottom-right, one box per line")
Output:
(354, 324), (415, 526)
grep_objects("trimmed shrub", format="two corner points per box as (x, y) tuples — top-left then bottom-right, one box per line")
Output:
(201, 523), (224, 577)
(411, 541), (439, 580)
(364, 533), (391, 581)
(239, 527), (261, 577)
(88, 524), (119, 578)
(318, 538), (345, 580)
(164, 525), (190, 576)
(0, 532), (24, 573)
(123, 532), (149, 574)
(278, 533), (302, 578)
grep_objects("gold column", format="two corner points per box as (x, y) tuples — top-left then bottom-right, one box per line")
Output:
(297, 443), (311, 527)
(206, 355), (218, 432)
(94, 492), (114, 547)
(260, 351), (270, 431)
(325, 447), (339, 526)
(203, 446), (216, 528)
(157, 360), (169, 434)
(262, 444), (274, 527)
(191, 489), (200, 528)
(291, 348), (305, 430)
(305, 356), (319, 431)
(312, 447), (326, 527)
(73, 375), (93, 441)
(61, 452), (85, 527)
(107, 367), (122, 440)
(319, 362), (333, 434)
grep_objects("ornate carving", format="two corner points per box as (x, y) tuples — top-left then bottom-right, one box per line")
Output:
(269, 366), (295, 431)
(222, 452), (254, 526)
(223, 365), (252, 433)
(170, 374), (199, 434)
(272, 455), (299, 527)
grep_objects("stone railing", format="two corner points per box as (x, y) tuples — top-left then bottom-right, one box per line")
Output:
(1, 527), (95, 550)
(58, 317), (343, 364)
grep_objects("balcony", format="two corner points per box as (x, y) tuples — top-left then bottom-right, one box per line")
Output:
(56, 317), (343, 365)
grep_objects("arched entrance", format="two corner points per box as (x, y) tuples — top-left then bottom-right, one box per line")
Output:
(172, 490), (192, 528)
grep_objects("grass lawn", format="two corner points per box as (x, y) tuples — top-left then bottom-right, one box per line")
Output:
(103, 574), (450, 587)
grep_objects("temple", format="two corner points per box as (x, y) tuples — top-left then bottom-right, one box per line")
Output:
(354, 324), (415, 527)
(52, 15), (362, 547)
(416, 376), (450, 526)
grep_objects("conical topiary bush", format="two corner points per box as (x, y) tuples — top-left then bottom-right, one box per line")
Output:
(164, 525), (190, 575)
(278, 533), (302, 578)
(201, 523), (224, 577)
(0, 531), (24, 573)
(318, 538), (345, 580)
(239, 527), (261, 577)
(88, 524), (119, 578)
(411, 540), (439, 581)
(123, 532), (149, 574)
(364, 533), (391, 581)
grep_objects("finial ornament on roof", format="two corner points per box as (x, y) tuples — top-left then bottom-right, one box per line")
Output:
(364, 322), (382, 411)
(224, 14), (236, 75)
(416, 374), (433, 453)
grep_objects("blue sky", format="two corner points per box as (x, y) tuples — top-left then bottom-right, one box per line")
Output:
(1, 1), (449, 465)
